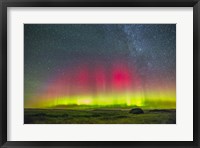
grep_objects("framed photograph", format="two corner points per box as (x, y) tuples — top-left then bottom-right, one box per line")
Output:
(0, 0), (199, 147)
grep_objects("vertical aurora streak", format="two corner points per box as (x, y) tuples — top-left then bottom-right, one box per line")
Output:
(24, 24), (176, 109)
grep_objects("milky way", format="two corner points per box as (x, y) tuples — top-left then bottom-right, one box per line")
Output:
(24, 24), (176, 108)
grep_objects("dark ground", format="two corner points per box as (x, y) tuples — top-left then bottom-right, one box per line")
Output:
(24, 107), (176, 124)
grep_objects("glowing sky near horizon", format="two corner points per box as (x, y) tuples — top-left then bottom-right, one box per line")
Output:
(24, 24), (176, 108)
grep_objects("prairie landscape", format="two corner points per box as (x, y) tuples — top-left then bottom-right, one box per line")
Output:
(24, 24), (176, 124)
(24, 106), (176, 124)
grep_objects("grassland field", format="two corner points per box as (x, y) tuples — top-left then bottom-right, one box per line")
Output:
(24, 106), (176, 124)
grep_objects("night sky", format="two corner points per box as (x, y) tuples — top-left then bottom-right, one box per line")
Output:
(24, 24), (176, 108)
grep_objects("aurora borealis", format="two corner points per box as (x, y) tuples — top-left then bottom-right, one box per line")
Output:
(24, 24), (176, 109)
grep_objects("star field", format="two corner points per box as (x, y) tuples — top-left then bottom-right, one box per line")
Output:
(24, 24), (176, 108)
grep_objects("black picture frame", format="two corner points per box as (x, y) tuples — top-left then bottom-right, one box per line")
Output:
(0, 0), (199, 147)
